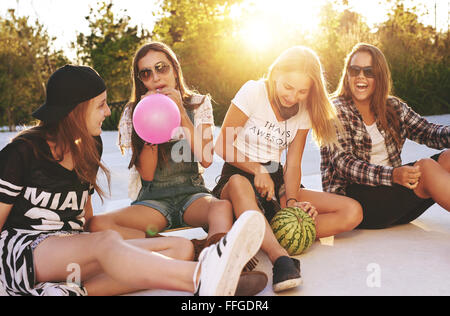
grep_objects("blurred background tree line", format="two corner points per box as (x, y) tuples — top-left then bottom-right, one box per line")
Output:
(0, 0), (448, 131)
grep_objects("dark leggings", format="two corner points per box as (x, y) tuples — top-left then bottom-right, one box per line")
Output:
(346, 152), (441, 229)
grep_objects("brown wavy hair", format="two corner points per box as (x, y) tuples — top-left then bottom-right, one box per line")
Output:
(334, 43), (401, 147)
(15, 100), (111, 201)
(119, 41), (204, 169)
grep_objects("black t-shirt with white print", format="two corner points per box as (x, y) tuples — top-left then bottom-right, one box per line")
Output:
(0, 134), (102, 232)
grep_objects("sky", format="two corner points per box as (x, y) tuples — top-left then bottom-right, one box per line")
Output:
(0, 0), (160, 59)
(0, 0), (448, 60)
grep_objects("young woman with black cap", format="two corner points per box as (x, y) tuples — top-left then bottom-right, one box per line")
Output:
(0, 64), (266, 296)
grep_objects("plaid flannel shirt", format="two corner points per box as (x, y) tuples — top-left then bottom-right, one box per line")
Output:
(320, 96), (450, 195)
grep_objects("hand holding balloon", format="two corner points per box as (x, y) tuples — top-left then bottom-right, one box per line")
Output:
(133, 94), (181, 144)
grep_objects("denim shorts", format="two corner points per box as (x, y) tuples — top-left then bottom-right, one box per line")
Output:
(132, 192), (212, 229)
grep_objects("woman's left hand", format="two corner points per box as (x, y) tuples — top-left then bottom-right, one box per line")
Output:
(156, 87), (184, 113)
(287, 200), (318, 221)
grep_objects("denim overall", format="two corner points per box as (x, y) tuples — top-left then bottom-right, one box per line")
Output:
(132, 109), (211, 228)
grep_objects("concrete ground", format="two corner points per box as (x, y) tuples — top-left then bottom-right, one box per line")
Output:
(0, 114), (449, 296)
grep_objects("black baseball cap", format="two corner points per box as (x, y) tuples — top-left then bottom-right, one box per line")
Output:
(32, 65), (106, 124)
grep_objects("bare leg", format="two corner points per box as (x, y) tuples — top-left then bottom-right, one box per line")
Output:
(182, 196), (234, 238)
(292, 189), (363, 238)
(414, 151), (450, 211)
(220, 175), (288, 263)
(88, 205), (168, 239)
(33, 231), (197, 296)
(437, 149), (450, 171)
(82, 237), (194, 296)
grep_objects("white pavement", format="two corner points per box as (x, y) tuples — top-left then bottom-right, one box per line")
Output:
(0, 114), (449, 296)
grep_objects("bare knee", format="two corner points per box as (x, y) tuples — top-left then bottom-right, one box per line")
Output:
(228, 175), (252, 190)
(339, 199), (363, 231)
(414, 156), (447, 199)
(182, 238), (195, 261)
(171, 237), (195, 261)
(414, 157), (438, 175)
(209, 199), (233, 218)
(97, 229), (123, 242)
(92, 229), (123, 252)
(225, 175), (254, 197)
(414, 158), (440, 192)
(207, 199), (234, 231)
(87, 215), (114, 233)
(438, 150), (450, 172)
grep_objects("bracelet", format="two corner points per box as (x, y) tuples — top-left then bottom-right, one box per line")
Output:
(286, 198), (298, 205)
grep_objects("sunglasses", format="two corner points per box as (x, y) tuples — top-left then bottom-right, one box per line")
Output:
(138, 61), (171, 81)
(348, 65), (375, 78)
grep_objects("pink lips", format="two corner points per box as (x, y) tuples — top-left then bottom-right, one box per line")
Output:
(282, 97), (296, 107)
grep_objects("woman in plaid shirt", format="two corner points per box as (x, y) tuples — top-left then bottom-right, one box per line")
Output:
(321, 43), (449, 229)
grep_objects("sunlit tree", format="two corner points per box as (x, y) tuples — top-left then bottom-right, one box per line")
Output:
(378, 3), (449, 114)
(152, 0), (246, 123)
(76, 1), (150, 103)
(0, 9), (67, 130)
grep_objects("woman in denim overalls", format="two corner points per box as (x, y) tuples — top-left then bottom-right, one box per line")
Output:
(88, 42), (268, 295)
(90, 42), (231, 246)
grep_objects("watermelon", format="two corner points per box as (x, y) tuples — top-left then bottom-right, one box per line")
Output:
(270, 206), (316, 255)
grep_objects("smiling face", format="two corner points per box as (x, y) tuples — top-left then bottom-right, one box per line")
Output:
(274, 72), (312, 108)
(137, 50), (177, 93)
(85, 91), (110, 136)
(347, 51), (376, 107)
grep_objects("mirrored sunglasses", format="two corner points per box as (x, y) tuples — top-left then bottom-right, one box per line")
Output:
(138, 61), (171, 81)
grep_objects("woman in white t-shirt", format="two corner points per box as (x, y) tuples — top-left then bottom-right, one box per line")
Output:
(213, 46), (363, 293)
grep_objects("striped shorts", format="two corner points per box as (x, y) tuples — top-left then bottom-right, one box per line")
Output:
(0, 229), (88, 296)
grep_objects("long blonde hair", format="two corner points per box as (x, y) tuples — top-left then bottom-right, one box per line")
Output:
(334, 43), (401, 147)
(266, 46), (340, 147)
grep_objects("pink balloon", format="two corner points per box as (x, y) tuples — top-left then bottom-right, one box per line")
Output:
(133, 94), (181, 144)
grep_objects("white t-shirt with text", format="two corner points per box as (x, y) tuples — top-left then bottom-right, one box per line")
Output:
(232, 80), (311, 163)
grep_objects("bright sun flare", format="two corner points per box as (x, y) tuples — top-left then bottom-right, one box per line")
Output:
(240, 21), (273, 51)
(232, 0), (324, 50)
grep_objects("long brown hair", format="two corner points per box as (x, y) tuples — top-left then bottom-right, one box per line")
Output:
(266, 46), (341, 147)
(15, 100), (111, 200)
(334, 43), (401, 146)
(119, 41), (204, 169)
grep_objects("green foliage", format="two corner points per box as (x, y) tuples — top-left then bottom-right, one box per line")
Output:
(102, 101), (126, 131)
(314, 3), (376, 90)
(0, 10), (68, 130)
(152, 0), (248, 124)
(377, 3), (450, 114)
(151, 0), (449, 125)
(0, 0), (448, 129)
(75, 1), (150, 103)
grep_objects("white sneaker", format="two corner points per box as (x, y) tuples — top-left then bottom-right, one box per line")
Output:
(193, 210), (265, 296)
